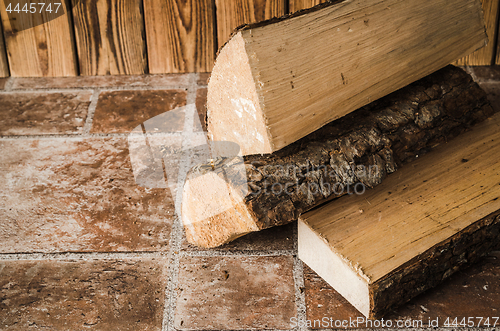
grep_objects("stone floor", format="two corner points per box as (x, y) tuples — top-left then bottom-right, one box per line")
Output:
(0, 67), (499, 330)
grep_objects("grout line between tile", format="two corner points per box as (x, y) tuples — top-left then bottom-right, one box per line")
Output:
(83, 89), (101, 134)
(162, 73), (198, 331)
(0, 131), (203, 140)
(181, 249), (295, 257)
(467, 66), (479, 83)
(5, 85), (190, 93)
(0, 251), (169, 261)
(0, 88), (95, 94)
(3, 77), (15, 91)
(292, 224), (308, 331)
(0, 248), (296, 261)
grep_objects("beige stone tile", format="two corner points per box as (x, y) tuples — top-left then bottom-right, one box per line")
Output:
(194, 88), (207, 132)
(304, 252), (500, 328)
(11, 74), (191, 90)
(197, 72), (210, 86)
(0, 78), (7, 90)
(91, 90), (187, 134)
(0, 258), (167, 330)
(478, 82), (500, 113)
(182, 222), (295, 251)
(472, 66), (500, 82)
(0, 91), (91, 136)
(175, 256), (296, 330)
(0, 137), (173, 253)
(386, 251), (500, 327)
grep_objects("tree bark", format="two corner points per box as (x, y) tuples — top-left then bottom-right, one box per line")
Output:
(370, 210), (500, 319)
(182, 65), (495, 248)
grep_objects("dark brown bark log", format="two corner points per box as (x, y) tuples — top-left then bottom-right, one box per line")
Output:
(182, 65), (495, 248)
(370, 210), (500, 319)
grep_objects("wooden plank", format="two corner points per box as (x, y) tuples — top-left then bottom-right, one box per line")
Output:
(215, 0), (285, 47)
(71, 0), (146, 75)
(299, 111), (500, 318)
(182, 66), (495, 248)
(207, 0), (488, 156)
(0, 0), (77, 77)
(455, 0), (499, 66)
(497, 11), (500, 65)
(0, 19), (9, 77)
(144, 0), (215, 73)
(289, 0), (327, 13)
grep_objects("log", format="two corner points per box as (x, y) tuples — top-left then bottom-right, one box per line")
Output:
(298, 111), (500, 318)
(182, 66), (495, 248)
(207, 0), (487, 155)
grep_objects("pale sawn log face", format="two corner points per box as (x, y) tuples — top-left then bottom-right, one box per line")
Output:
(182, 66), (495, 248)
(299, 109), (500, 318)
(207, 0), (487, 155)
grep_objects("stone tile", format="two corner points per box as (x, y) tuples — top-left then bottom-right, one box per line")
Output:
(0, 91), (92, 136)
(478, 82), (500, 113)
(472, 66), (500, 82)
(0, 137), (173, 253)
(386, 251), (500, 327)
(11, 74), (191, 90)
(182, 222), (295, 251)
(194, 88), (207, 132)
(91, 90), (187, 134)
(303, 265), (363, 329)
(303, 251), (500, 329)
(0, 78), (7, 90)
(0, 258), (167, 330)
(175, 256), (296, 330)
(197, 72), (210, 86)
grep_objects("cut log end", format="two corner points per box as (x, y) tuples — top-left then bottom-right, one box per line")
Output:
(206, 0), (487, 156)
(181, 163), (259, 248)
(207, 32), (274, 156)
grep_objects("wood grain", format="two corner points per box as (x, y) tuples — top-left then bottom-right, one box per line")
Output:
(144, 0), (215, 73)
(455, 0), (498, 65)
(0, 19), (9, 77)
(183, 66), (494, 248)
(71, 0), (146, 75)
(299, 111), (500, 317)
(0, 0), (77, 77)
(289, 0), (327, 13)
(498, 12), (500, 65)
(208, 0), (488, 155)
(215, 0), (285, 47)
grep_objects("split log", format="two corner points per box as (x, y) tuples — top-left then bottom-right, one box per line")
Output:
(207, 0), (487, 155)
(298, 111), (500, 318)
(182, 66), (495, 248)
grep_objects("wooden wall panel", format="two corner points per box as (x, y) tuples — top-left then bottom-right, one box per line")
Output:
(215, 0), (285, 47)
(144, 0), (215, 74)
(289, 0), (327, 13)
(71, 0), (146, 75)
(0, 19), (9, 77)
(497, 10), (500, 65)
(455, 0), (498, 66)
(0, 0), (77, 77)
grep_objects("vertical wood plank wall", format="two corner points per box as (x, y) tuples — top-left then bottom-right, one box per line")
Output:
(71, 0), (146, 75)
(144, 0), (215, 73)
(497, 1), (500, 65)
(0, 0), (77, 76)
(289, 0), (327, 13)
(455, 0), (499, 66)
(0, 19), (9, 77)
(0, 0), (498, 77)
(215, 0), (285, 48)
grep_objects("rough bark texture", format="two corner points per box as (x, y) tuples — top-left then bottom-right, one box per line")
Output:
(185, 65), (495, 246)
(370, 209), (500, 319)
(243, 65), (494, 229)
